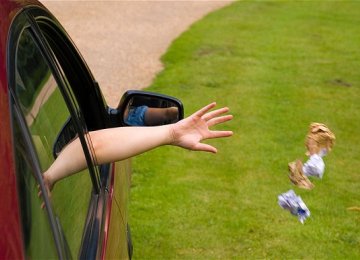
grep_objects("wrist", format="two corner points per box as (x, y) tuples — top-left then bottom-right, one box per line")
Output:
(167, 124), (177, 146)
(43, 171), (54, 191)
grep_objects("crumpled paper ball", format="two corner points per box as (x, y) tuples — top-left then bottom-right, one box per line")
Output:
(278, 189), (310, 224)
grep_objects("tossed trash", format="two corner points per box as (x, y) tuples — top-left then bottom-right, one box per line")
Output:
(288, 160), (314, 190)
(288, 123), (335, 189)
(280, 123), (335, 222)
(278, 189), (310, 224)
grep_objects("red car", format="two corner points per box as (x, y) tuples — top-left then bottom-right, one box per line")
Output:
(0, 0), (183, 258)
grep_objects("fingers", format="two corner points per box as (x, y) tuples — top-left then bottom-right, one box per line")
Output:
(193, 103), (233, 125)
(193, 102), (216, 118)
(196, 102), (233, 139)
(183, 102), (233, 154)
(38, 178), (52, 210)
(202, 106), (229, 121)
(207, 115), (233, 127)
(38, 186), (46, 210)
(210, 130), (233, 139)
(193, 130), (233, 152)
(193, 143), (218, 153)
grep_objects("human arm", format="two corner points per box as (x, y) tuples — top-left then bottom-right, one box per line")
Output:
(144, 106), (179, 125)
(43, 102), (233, 190)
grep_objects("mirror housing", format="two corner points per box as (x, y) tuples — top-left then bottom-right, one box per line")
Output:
(110, 90), (184, 127)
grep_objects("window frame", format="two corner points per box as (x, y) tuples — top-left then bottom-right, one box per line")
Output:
(7, 7), (116, 258)
(24, 11), (101, 193)
(7, 11), (68, 259)
(10, 93), (68, 258)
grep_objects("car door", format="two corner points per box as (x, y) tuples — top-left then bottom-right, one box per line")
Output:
(8, 6), (130, 259)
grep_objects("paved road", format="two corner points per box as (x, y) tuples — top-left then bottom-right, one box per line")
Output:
(41, 1), (232, 107)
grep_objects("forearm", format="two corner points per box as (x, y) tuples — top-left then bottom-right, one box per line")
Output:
(90, 125), (173, 164)
(44, 137), (87, 188)
(44, 125), (173, 187)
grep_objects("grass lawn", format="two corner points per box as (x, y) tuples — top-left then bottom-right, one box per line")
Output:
(129, 1), (360, 258)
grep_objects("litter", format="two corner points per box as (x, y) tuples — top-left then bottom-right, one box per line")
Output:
(305, 123), (335, 157)
(288, 122), (335, 189)
(288, 160), (314, 190)
(303, 153), (325, 178)
(278, 189), (310, 224)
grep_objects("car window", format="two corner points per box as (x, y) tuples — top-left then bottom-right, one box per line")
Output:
(36, 18), (108, 189)
(14, 28), (93, 257)
(12, 114), (58, 259)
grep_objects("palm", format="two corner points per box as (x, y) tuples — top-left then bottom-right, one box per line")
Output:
(171, 102), (233, 153)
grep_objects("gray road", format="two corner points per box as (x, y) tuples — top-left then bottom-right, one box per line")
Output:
(41, 1), (232, 107)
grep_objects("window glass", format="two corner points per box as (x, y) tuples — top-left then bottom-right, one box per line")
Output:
(37, 20), (101, 187)
(15, 28), (93, 256)
(12, 117), (58, 259)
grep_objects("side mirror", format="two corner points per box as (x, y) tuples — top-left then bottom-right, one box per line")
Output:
(114, 90), (184, 127)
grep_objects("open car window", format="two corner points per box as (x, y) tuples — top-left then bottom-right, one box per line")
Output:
(11, 103), (59, 259)
(13, 25), (94, 257)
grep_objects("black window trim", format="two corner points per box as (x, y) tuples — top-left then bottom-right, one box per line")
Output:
(9, 93), (67, 259)
(7, 12), (67, 259)
(24, 10), (101, 193)
(7, 8), (118, 258)
(35, 16), (110, 130)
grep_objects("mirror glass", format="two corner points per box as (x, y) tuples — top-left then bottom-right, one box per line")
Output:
(123, 96), (181, 126)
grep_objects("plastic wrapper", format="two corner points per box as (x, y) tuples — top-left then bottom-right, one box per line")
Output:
(278, 190), (310, 224)
(303, 153), (325, 178)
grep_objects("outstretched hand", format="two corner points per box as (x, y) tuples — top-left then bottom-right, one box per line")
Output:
(170, 102), (233, 153)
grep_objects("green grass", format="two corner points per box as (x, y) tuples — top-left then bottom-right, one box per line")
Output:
(129, 1), (360, 258)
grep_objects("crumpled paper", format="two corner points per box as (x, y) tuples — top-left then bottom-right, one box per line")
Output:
(288, 160), (314, 190)
(278, 189), (310, 224)
(305, 123), (335, 156)
(289, 122), (335, 189)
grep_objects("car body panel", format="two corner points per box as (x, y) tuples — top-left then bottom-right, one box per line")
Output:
(104, 160), (132, 259)
(0, 1), (34, 259)
(1, 0), (131, 258)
